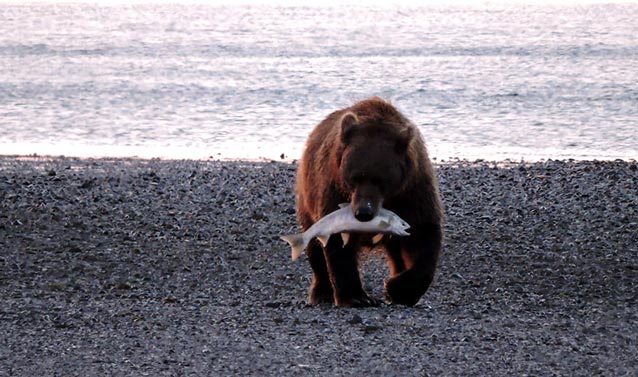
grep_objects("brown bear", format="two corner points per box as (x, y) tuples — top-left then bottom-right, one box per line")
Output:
(295, 97), (444, 307)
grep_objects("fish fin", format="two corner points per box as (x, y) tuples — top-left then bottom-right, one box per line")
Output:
(341, 232), (350, 246)
(280, 234), (306, 261)
(378, 220), (391, 230)
(317, 234), (330, 247)
(372, 233), (384, 244)
(338, 203), (349, 209)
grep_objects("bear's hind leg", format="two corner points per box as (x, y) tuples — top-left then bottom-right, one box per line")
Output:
(307, 239), (334, 305)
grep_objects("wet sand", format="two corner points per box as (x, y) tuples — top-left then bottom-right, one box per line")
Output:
(1, 156), (636, 376)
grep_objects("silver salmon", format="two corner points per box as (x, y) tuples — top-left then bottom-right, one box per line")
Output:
(281, 203), (410, 261)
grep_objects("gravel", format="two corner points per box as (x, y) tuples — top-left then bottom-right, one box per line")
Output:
(0, 156), (636, 376)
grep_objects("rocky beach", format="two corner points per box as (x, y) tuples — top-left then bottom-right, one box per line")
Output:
(0, 156), (636, 376)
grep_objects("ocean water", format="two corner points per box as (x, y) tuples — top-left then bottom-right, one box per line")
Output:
(0, 2), (637, 161)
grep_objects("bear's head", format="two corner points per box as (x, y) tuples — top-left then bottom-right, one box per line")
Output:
(337, 111), (413, 222)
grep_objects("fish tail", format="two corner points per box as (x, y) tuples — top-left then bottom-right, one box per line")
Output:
(280, 234), (306, 261)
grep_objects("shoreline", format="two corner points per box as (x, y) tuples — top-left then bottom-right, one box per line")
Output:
(2, 152), (637, 166)
(2, 139), (637, 163)
(1, 156), (636, 375)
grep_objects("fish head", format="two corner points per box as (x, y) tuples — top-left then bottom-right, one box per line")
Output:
(398, 217), (411, 231)
(389, 213), (411, 235)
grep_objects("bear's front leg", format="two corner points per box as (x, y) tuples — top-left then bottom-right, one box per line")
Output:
(323, 235), (380, 307)
(306, 239), (334, 305)
(385, 224), (442, 306)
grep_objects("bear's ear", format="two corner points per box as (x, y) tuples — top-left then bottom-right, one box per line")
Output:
(340, 112), (359, 144)
(395, 126), (413, 152)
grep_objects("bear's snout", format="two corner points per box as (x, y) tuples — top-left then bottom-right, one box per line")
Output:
(351, 183), (382, 222)
(354, 200), (376, 222)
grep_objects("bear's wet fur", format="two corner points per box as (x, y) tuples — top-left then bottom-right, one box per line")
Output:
(295, 97), (444, 307)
